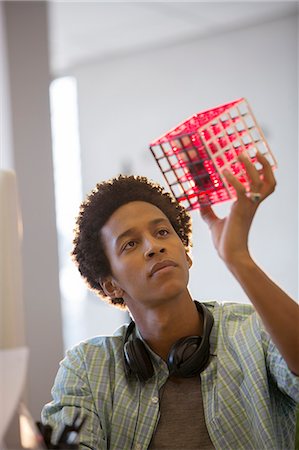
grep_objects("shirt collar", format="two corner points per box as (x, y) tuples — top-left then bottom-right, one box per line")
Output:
(203, 301), (220, 356)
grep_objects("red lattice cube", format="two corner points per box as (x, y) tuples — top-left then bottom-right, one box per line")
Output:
(149, 98), (276, 210)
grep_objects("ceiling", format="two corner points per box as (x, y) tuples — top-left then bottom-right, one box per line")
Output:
(48, 1), (298, 75)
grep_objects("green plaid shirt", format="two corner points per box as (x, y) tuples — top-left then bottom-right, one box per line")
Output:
(42, 302), (299, 449)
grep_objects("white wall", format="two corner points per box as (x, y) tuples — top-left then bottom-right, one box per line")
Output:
(72, 14), (298, 321)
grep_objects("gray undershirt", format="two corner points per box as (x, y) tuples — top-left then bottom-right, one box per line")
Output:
(148, 375), (215, 450)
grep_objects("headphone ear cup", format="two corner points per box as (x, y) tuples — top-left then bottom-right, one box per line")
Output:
(124, 338), (154, 382)
(167, 336), (203, 377)
(167, 302), (214, 377)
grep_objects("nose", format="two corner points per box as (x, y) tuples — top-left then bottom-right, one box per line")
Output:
(144, 238), (166, 259)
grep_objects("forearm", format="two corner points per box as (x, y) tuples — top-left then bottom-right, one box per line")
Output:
(227, 256), (299, 375)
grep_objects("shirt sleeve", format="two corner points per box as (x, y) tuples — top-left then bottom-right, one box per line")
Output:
(41, 346), (107, 450)
(258, 316), (299, 403)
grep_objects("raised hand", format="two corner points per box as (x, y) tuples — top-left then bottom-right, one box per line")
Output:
(199, 151), (276, 268)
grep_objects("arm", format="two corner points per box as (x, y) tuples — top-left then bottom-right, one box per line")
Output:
(200, 151), (299, 375)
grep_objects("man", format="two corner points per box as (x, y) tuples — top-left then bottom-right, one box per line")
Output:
(42, 152), (299, 449)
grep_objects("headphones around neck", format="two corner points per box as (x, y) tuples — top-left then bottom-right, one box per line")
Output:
(123, 301), (214, 382)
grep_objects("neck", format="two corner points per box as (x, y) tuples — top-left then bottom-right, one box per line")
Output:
(129, 294), (203, 361)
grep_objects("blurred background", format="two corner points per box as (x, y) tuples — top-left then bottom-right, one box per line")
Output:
(0, 0), (298, 423)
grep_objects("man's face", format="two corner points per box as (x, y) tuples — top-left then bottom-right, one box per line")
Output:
(101, 201), (191, 313)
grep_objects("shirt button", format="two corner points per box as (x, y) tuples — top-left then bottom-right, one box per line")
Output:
(151, 396), (159, 404)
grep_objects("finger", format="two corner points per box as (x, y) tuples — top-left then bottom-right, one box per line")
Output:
(255, 151), (276, 190)
(199, 204), (219, 228)
(238, 152), (262, 191)
(222, 168), (247, 199)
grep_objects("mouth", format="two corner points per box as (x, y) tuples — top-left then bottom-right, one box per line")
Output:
(150, 260), (178, 277)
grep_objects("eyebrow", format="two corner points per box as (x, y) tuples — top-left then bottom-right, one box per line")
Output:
(115, 218), (170, 247)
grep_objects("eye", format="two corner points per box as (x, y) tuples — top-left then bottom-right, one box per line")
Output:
(157, 229), (169, 237)
(123, 240), (137, 251)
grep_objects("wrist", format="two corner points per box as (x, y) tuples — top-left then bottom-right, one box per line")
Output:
(224, 252), (255, 276)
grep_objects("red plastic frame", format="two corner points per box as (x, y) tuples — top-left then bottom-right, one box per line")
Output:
(150, 98), (276, 210)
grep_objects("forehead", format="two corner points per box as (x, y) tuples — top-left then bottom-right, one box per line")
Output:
(101, 201), (170, 240)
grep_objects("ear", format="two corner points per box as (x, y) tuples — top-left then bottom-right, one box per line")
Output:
(100, 276), (124, 299)
(186, 252), (193, 269)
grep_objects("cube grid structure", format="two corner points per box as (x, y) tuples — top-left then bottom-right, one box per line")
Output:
(149, 98), (276, 210)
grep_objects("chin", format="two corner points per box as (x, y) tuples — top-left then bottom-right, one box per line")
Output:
(153, 283), (187, 301)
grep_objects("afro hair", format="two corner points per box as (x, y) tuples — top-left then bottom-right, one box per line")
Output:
(72, 175), (192, 308)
